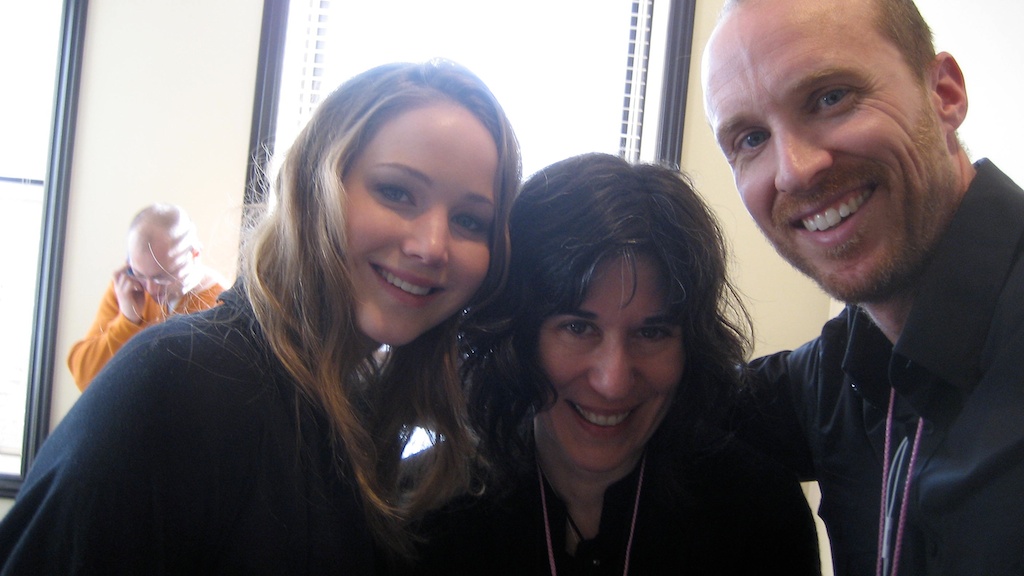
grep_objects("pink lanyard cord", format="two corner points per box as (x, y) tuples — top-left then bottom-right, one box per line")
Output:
(876, 388), (924, 576)
(538, 454), (646, 576)
(539, 463), (558, 576)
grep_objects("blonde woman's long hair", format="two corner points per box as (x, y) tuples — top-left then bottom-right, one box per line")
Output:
(244, 60), (520, 556)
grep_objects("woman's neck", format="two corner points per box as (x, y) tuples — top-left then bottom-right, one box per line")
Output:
(536, 448), (639, 539)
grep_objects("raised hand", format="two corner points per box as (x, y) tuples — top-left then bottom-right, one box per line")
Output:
(113, 264), (145, 324)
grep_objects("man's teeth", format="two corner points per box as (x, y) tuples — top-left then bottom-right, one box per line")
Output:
(381, 269), (431, 295)
(802, 191), (869, 232)
(574, 404), (629, 427)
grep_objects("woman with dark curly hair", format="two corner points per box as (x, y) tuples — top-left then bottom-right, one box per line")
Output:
(406, 152), (821, 575)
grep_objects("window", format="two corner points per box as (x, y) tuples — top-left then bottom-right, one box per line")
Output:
(0, 0), (83, 495)
(247, 0), (696, 200)
(245, 0), (696, 458)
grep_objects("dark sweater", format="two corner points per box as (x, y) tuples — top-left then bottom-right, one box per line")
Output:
(0, 287), (377, 575)
(402, 436), (822, 575)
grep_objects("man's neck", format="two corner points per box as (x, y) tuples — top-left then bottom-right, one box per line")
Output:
(861, 291), (915, 344)
(859, 153), (977, 344)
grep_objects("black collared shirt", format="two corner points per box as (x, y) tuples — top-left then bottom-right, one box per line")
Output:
(741, 160), (1024, 575)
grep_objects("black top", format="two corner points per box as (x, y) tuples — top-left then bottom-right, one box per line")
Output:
(401, 436), (822, 575)
(739, 160), (1024, 576)
(0, 288), (378, 575)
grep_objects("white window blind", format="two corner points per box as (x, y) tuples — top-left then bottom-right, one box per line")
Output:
(273, 0), (661, 178)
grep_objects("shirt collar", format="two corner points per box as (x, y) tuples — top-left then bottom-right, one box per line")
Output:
(897, 160), (1024, 388)
(846, 160), (1024, 425)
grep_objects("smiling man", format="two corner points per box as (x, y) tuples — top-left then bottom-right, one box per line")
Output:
(702, 0), (1024, 574)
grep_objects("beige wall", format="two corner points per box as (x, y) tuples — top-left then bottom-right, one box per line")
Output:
(51, 0), (263, 422)
(683, 1), (833, 357)
(0, 0), (263, 515)
(686, 3), (836, 573)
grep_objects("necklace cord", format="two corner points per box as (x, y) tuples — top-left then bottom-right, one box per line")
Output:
(538, 454), (647, 576)
(876, 388), (924, 576)
(621, 455), (645, 575)
(538, 465), (558, 576)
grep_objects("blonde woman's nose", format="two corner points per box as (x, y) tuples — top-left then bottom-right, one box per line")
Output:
(403, 209), (450, 266)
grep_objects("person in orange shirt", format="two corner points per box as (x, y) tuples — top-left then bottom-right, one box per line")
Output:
(67, 203), (227, 391)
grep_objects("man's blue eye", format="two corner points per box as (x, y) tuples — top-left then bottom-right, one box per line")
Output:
(820, 89), (847, 108)
(743, 131), (768, 149)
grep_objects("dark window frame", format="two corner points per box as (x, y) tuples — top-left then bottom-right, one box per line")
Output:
(0, 0), (87, 497)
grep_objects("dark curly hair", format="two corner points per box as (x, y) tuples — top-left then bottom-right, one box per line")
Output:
(462, 152), (752, 487)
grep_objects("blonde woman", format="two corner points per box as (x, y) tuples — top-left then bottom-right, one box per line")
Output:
(0, 60), (520, 574)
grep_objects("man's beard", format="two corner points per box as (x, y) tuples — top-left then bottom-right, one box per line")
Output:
(767, 111), (961, 305)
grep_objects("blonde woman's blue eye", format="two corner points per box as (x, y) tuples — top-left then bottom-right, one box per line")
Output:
(377, 185), (409, 203)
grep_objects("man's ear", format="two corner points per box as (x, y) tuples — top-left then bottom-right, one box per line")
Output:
(929, 52), (968, 146)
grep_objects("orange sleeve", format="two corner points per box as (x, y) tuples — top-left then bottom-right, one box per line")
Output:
(66, 283), (150, 392)
(68, 282), (226, 391)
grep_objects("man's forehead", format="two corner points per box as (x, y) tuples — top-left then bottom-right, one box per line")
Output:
(702, 4), (793, 125)
(703, 0), (879, 101)
(130, 238), (192, 266)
